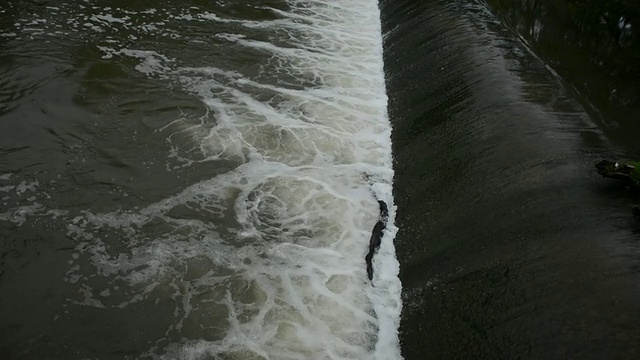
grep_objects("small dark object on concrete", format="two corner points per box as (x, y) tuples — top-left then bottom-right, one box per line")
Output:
(596, 160), (640, 219)
(595, 160), (636, 183)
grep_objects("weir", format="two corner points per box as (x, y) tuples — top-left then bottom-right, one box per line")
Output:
(381, 0), (640, 357)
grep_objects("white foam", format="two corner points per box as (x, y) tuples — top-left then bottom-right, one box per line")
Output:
(16, 180), (39, 196)
(0, 203), (44, 226)
(166, 0), (401, 357)
(91, 14), (130, 24)
(96, 46), (173, 75)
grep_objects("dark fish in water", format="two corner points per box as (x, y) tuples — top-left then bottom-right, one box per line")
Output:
(365, 200), (388, 281)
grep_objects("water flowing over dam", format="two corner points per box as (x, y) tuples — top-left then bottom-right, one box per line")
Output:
(381, 0), (640, 358)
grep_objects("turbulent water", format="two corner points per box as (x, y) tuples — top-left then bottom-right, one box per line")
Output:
(0, 1), (401, 358)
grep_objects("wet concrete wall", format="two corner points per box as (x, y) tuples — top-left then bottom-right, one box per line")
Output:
(381, 0), (640, 357)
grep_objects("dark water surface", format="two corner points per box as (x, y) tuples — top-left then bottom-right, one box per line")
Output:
(1, 0), (401, 358)
(382, 0), (640, 358)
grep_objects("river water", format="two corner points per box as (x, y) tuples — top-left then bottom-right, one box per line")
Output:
(0, 0), (401, 359)
(3, 0), (640, 359)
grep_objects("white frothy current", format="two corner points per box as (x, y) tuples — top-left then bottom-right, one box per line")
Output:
(2, 0), (402, 358)
(164, 1), (402, 355)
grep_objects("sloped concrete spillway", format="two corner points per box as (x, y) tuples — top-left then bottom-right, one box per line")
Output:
(380, 0), (640, 358)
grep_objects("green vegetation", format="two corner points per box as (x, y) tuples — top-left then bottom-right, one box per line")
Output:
(631, 162), (640, 186)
